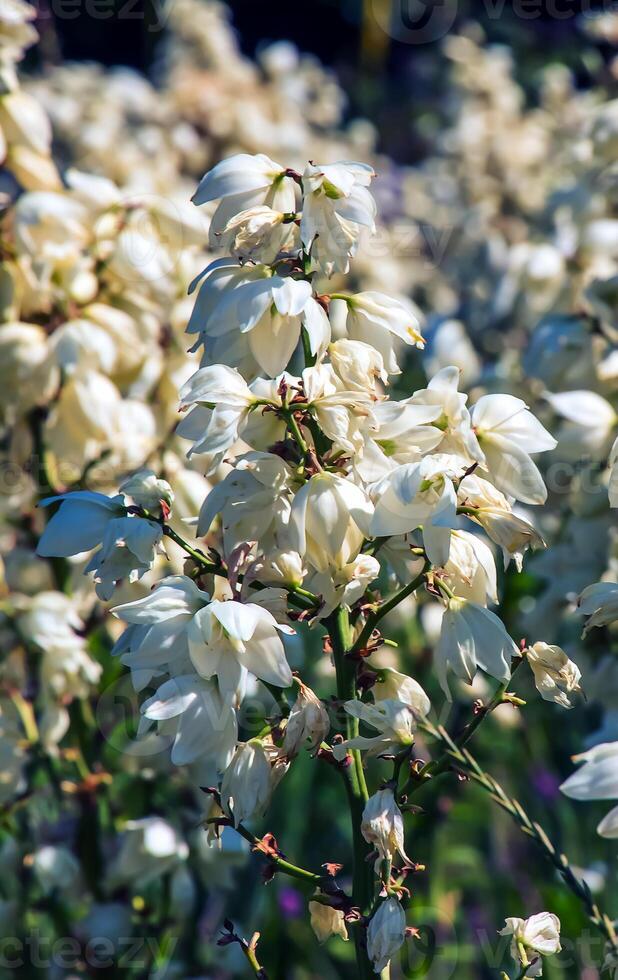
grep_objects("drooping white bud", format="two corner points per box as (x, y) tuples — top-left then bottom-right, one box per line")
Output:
(283, 680), (330, 757)
(524, 642), (582, 709)
(366, 896), (407, 973)
(361, 788), (410, 872)
(120, 469), (174, 516)
(220, 741), (273, 825)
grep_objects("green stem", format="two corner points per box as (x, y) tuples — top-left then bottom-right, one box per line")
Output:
(161, 523), (220, 573)
(233, 822), (322, 884)
(353, 560), (430, 654)
(300, 324), (316, 368)
(328, 606), (374, 979)
(159, 520), (319, 612)
(282, 409), (310, 458)
(400, 662), (522, 800)
(424, 722), (618, 960)
(242, 940), (268, 979)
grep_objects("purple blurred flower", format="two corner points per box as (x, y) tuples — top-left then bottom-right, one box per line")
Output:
(532, 768), (562, 802)
(278, 886), (303, 919)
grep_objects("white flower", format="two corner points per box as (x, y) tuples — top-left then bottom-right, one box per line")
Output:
(0, 0), (38, 68)
(252, 549), (305, 588)
(42, 369), (122, 469)
(83, 516), (163, 600)
(371, 668), (431, 718)
(355, 398), (443, 484)
(309, 901), (349, 943)
(560, 742), (618, 839)
(344, 291), (424, 375)
(186, 257), (269, 362)
(423, 319), (481, 385)
(37, 491), (162, 600)
(332, 699), (418, 759)
(187, 598), (294, 698)
(18, 590), (83, 649)
(206, 274), (329, 377)
(302, 363), (374, 454)
(283, 681), (330, 757)
(108, 817), (189, 888)
(436, 596), (517, 698)
(366, 896), (407, 973)
(220, 740), (274, 824)
(112, 575), (211, 689)
(578, 582), (618, 635)
(192, 152), (295, 244)
(499, 912), (561, 977)
(197, 452), (293, 557)
(308, 553), (380, 617)
(440, 529), (498, 606)
(410, 366), (482, 462)
(120, 470), (174, 517)
(13, 190), (89, 267)
(301, 161), (376, 274)
(361, 789), (410, 872)
(328, 338), (387, 393)
(37, 490), (126, 557)
(220, 205), (294, 264)
(545, 390), (616, 460)
(458, 474), (545, 570)
(31, 846), (80, 895)
(289, 472), (372, 573)
(524, 642), (582, 709)
(177, 363), (259, 469)
(141, 674), (238, 769)
(18, 592), (102, 748)
(0, 322), (58, 418)
(369, 455), (466, 565)
(471, 393), (556, 505)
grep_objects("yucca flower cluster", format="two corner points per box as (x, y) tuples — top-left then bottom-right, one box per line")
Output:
(4, 1), (618, 975)
(35, 148), (574, 973)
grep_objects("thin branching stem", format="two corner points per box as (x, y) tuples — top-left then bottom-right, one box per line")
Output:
(157, 519), (319, 611)
(352, 560), (430, 654)
(399, 658), (524, 799)
(422, 721), (618, 959)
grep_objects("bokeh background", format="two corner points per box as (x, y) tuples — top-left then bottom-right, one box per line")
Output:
(2, 0), (618, 978)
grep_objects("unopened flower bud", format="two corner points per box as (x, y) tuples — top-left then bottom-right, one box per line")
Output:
(220, 741), (273, 825)
(361, 789), (410, 872)
(367, 896), (406, 973)
(525, 642), (582, 709)
(329, 338), (387, 392)
(120, 469), (174, 517)
(258, 550), (305, 587)
(283, 680), (330, 757)
(339, 554), (380, 608)
(222, 205), (291, 264)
